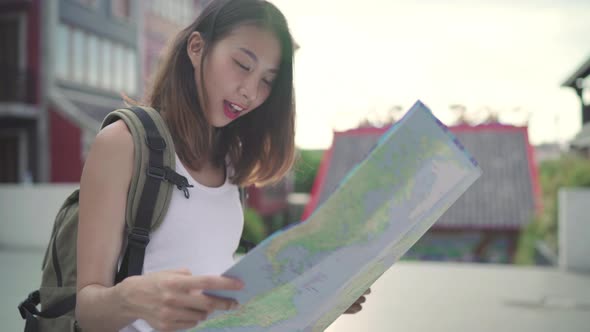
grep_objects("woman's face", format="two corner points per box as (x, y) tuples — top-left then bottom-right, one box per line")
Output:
(188, 25), (281, 127)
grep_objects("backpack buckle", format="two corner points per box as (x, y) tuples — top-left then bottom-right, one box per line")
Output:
(147, 166), (194, 199)
(128, 229), (150, 248)
(165, 170), (194, 199)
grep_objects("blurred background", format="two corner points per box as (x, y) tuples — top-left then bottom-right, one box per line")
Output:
(1, 0), (589, 331)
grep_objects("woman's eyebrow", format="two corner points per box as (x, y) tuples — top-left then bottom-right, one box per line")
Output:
(239, 47), (258, 62)
(239, 47), (278, 73)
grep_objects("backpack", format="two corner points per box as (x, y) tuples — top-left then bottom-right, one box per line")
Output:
(17, 106), (254, 331)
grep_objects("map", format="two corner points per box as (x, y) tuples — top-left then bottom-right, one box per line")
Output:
(193, 100), (482, 332)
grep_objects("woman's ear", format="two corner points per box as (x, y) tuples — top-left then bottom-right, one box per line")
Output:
(187, 31), (205, 68)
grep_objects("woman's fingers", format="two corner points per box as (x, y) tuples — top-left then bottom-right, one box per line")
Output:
(173, 275), (244, 292)
(146, 298), (208, 332)
(344, 303), (363, 314)
(165, 275), (242, 313)
(344, 290), (371, 314)
(154, 306), (208, 328)
(170, 291), (239, 313)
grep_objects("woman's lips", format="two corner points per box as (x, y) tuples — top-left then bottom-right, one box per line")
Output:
(223, 101), (240, 120)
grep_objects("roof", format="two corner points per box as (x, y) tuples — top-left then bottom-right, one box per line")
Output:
(562, 55), (590, 88)
(303, 123), (541, 231)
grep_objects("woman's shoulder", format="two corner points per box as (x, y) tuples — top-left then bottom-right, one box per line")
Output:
(86, 119), (134, 170)
(95, 119), (133, 151)
(80, 120), (134, 208)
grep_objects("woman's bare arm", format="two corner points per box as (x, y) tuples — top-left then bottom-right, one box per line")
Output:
(75, 120), (244, 332)
(76, 119), (136, 331)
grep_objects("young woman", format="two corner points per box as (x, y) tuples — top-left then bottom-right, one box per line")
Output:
(75, 1), (368, 331)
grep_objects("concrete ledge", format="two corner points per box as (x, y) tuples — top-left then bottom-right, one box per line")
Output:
(0, 184), (79, 249)
(559, 187), (590, 273)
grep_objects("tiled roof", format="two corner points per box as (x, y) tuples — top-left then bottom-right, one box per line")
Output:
(304, 124), (540, 230)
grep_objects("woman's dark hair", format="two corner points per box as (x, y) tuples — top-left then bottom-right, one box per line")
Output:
(148, 0), (295, 186)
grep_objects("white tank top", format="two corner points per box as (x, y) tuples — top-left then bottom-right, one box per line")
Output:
(120, 155), (244, 332)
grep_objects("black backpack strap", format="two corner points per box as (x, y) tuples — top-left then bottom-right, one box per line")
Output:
(115, 106), (191, 283)
(18, 290), (76, 332)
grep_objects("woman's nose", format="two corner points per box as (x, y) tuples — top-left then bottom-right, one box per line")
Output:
(239, 77), (259, 104)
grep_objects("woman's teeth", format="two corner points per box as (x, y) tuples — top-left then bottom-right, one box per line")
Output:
(229, 103), (243, 113)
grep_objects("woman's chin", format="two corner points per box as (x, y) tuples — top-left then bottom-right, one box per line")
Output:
(211, 118), (233, 128)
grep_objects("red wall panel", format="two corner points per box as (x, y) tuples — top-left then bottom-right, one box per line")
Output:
(50, 109), (83, 182)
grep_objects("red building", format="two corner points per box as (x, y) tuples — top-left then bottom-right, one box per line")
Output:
(0, 1), (207, 183)
(0, 0), (297, 228)
(0, 0), (141, 183)
(0, 0), (43, 182)
(303, 123), (542, 263)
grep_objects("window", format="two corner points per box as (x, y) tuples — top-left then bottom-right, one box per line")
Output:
(76, 0), (99, 9)
(182, 0), (194, 25)
(112, 43), (125, 91)
(54, 22), (137, 94)
(55, 23), (70, 79)
(87, 34), (99, 86)
(100, 39), (112, 90)
(150, 0), (195, 23)
(125, 48), (137, 95)
(72, 28), (86, 83)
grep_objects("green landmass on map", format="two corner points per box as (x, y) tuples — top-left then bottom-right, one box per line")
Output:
(265, 127), (457, 275)
(194, 283), (298, 330)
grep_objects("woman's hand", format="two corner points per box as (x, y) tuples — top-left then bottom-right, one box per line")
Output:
(117, 268), (243, 332)
(344, 288), (371, 314)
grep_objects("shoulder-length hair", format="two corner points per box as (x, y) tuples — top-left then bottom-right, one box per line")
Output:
(147, 0), (295, 187)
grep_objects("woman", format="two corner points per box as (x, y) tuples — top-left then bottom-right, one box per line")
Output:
(76, 1), (368, 331)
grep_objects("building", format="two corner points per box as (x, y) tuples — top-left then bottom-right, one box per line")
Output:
(562, 55), (590, 157)
(0, 0), (42, 183)
(303, 123), (541, 263)
(0, 0), (140, 183)
(0, 0), (297, 231)
(141, 0), (202, 93)
(0, 0), (207, 183)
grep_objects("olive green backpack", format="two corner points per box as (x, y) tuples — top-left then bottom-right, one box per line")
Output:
(17, 106), (254, 331)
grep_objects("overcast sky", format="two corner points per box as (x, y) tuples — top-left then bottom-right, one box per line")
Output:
(270, 0), (590, 149)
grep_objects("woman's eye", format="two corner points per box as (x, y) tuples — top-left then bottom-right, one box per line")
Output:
(234, 59), (250, 71)
(262, 79), (273, 87)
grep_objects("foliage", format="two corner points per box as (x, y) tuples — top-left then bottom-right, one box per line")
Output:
(515, 154), (590, 264)
(238, 208), (267, 253)
(293, 149), (325, 193)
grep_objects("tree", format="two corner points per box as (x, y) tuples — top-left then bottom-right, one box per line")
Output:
(293, 149), (324, 193)
(357, 105), (404, 128)
(515, 154), (590, 264)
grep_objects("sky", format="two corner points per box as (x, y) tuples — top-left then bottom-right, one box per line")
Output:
(269, 0), (590, 150)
